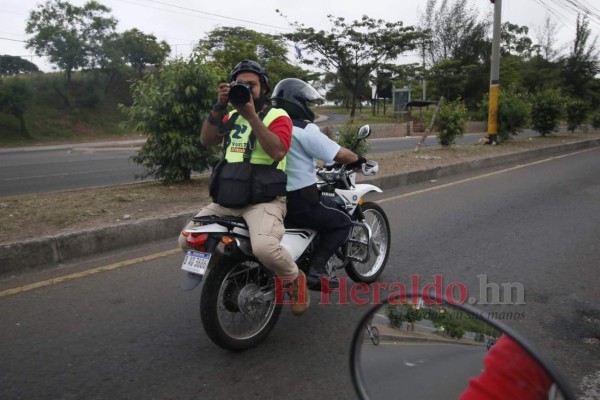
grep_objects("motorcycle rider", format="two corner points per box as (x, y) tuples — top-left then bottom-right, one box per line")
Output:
(178, 60), (309, 316)
(271, 78), (367, 291)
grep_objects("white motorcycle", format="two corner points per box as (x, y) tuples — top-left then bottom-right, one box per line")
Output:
(179, 125), (391, 351)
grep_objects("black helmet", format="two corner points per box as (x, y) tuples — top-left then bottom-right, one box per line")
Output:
(271, 78), (323, 122)
(230, 59), (270, 94)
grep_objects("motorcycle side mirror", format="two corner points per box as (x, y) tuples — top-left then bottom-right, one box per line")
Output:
(350, 293), (575, 400)
(356, 124), (371, 140)
(351, 125), (371, 152)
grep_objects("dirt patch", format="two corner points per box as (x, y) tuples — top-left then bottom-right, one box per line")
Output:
(1, 132), (598, 245)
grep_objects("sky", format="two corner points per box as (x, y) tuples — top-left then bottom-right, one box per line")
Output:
(1, 0), (599, 72)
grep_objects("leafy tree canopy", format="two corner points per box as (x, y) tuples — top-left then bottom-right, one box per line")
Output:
(119, 28), (171, 77)
(197, 26), (314, 87)
(0, 55), (40, 77)
(25, 0), (117, 84)
(281, 13), (421, 117)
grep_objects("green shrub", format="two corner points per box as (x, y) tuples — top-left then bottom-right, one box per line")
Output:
(120, 54), (221, 183)
(436, 99), (467, 146)
(565, 98), (589, 132)
(499, 89), (531, 140)
(531, 89), (564, 136)
(334, 120), (370, 157)
(80, 78), (105, 108)
(480, 87), (531, 141)
(0, 77), (34, 137)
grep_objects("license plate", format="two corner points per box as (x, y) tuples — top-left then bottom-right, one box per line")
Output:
(181, 251), (212, 275)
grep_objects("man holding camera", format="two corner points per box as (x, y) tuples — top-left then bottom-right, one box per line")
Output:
(177, 60), (309, 316)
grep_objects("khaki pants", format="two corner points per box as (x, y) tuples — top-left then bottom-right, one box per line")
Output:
(178, 198), (298, 279)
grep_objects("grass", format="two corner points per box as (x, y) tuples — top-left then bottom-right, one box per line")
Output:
(0, 72), (137, 147)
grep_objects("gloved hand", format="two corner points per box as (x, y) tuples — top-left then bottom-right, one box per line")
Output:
(345, 156), (367, 170)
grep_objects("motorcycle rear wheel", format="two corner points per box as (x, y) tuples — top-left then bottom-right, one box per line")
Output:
(345, 202), (391, 283)
(200, 259), (282, 351)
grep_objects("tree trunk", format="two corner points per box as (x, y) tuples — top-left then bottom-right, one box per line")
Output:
(66, 69), (72, 87)
(350, 93), (357, 118)
(18, 114), (31, 138)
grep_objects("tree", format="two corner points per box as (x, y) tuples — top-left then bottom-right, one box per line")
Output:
(560, 15), (600, 101)
(0, 78), (34, 137)
(119, 29), (171, 78)
(501, 22), (536, 59)
(282, 13), (420, 117)
(521, 55), (561, 94)
(535, 16), (564, 61)
(120, 54), (221, 183)
(197, 26), (312, 86)
(25, 0), (117, 85)
(419, 0), (491, 108)
(419, 0), (491, 65)
(0, 55), (40, 77)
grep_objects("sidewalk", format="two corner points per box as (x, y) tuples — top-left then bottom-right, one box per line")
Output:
(1, 136), (599, 275)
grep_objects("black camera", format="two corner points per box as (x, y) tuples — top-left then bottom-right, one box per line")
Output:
(228, 80), (251, 106)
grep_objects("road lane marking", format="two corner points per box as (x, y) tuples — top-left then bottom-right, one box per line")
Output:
(2, 146), (597, 298)
(377, 147), (598, 204)
(0, 249), (181, 299)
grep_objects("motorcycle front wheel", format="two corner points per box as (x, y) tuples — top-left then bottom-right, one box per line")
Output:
(345, 202), (391, 283)
(200, 259), (282, 351)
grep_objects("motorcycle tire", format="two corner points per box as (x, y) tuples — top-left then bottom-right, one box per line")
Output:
(345, 202), (391, 284)
(200, 259), (282, 351)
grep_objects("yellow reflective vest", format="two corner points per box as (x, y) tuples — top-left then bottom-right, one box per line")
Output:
(223, 108), (289, 171)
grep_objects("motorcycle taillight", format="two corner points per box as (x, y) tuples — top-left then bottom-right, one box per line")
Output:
(184, 232), (209, 250)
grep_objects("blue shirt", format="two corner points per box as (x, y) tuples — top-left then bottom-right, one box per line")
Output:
(286, 122), (341, 191)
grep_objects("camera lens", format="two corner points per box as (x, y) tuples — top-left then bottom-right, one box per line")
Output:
(229, 82), (251, 106)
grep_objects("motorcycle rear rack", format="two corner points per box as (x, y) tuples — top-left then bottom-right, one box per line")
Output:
(192, 215), (248, 229)
(346, 222), (370, 263)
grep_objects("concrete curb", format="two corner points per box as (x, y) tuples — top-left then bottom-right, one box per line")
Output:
(1, 137), (599, 275)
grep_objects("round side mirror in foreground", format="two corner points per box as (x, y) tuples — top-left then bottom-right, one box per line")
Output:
(350, 294), (575, 400)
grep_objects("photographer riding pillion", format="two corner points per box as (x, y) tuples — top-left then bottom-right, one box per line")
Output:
(178, 60), (309, 316)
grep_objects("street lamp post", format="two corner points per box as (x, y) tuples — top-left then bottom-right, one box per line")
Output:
(487, 0), (502, 144)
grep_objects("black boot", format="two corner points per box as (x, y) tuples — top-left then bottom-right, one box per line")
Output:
(306, 253), (339, 291)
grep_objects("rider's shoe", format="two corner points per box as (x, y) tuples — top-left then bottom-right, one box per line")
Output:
(307, 265), (339, 291)
(289, 270), (310, 316)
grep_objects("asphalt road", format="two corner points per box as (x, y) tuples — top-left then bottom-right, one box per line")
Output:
(360, 342), (487, 399)
(0, 141), (149, 196)
(0, 114), (511, 196)
(0, 131), (513, 197)
(1, 146), (598, 399)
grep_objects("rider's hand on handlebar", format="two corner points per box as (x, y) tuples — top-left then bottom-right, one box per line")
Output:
(361, 160), (378, 176)
(345, 156), (367, 171)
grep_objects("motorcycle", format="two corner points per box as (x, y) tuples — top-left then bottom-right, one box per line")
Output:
(179, 124), (391, 351)
(350, 293), (576, 400)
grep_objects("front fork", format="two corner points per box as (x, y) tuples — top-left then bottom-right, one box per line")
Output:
(345, 206), (373, 263)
